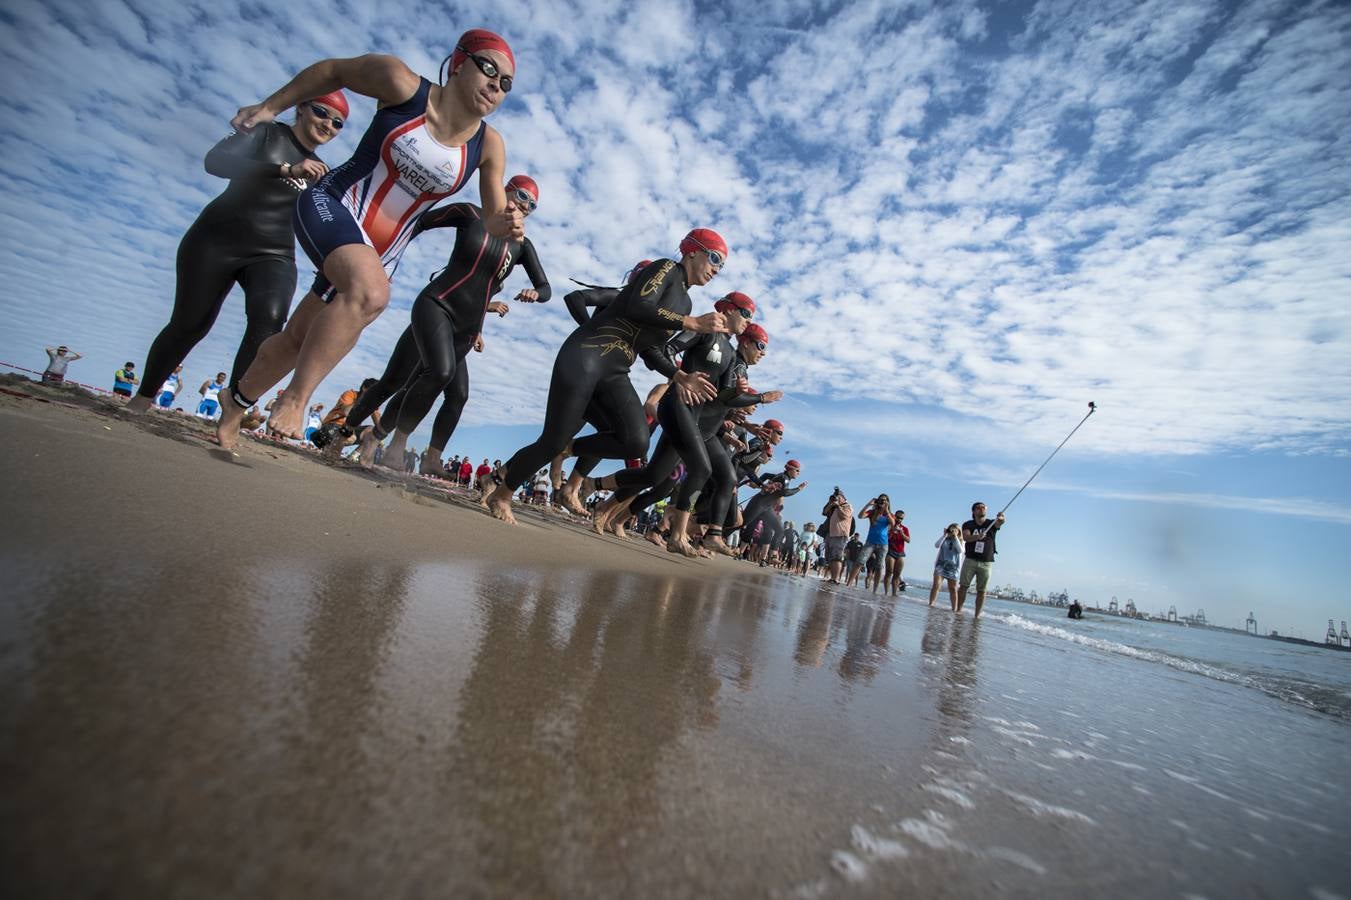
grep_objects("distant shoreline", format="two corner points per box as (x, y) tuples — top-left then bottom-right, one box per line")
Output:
(989, 592), (1351, 653)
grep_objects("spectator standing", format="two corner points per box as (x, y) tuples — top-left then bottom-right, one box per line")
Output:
(304, 403), (325, 442)
(821, 488), (854, 584)
(197, 371), (227, 419)
(404, 447), (419, 473)
(929, 524), (964, 610)
(843, 533), (865, 586)
(885, 509), (911, 595)
(113, 362), (139, 397)
(475, 458), (493, 493)
(959, 502), (1006, 618)
(858, 494), (894, 593)
(459, 457), (473, 487)
(42, 346), (82, 384)
(157, 365), (184, 408)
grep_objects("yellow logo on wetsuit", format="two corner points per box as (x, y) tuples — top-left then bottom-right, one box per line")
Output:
(639, 260), (675, 297)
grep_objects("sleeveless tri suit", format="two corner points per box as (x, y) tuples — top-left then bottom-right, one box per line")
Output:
(295, 78), (486, 301)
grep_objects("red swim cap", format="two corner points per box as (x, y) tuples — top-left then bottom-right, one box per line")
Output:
(764, 418), (784, 432)
(679, 228), (728, 260)
(452, 29), (515, 74)
(624, 259), (654, 284)
(715, 291), (755, 318)
(308, 90), (349, 118)
(738, 323), (768, 347)
(506, 174), (538, 203)
(787, 459), (802, 471)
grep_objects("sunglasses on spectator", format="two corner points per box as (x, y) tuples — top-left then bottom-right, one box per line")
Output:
(509, 187), (537, 211)
(461, 49), (513, 92)
(305, 103), (344, 129)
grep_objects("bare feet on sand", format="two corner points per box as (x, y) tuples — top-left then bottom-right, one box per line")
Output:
(704, 535), (735, 556)
(264, 397), (306, 441)
(380, 432), (408, 470)
(608, 518), (628, 540)
(418, 449), (444, 477)
(215, 392), (247, 451)
(645, 528), (665, 547)
(556, 481), (588, 516)
(485, 484), (517, 524)
(591, 496), (618, 535)
(355, 428), (381, 468)
(125, 395), (152, 414)
(667, 535), (699, 558)
(549, 451), (567, 490)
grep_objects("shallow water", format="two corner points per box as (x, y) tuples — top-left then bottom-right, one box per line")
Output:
(1, 556), (1348, 899)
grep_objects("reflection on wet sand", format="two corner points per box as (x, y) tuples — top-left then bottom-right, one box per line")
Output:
(446, 569), (722, 894)
(3, 556), (270, 896)
(921, 609), (982, 736)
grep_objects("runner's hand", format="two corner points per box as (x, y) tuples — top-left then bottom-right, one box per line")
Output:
(487, 301), (509, 317)
(759, 390), (784, 403)
(674, 370), (716, 404)
(687, 311), (728, 334)
(489, 202), (526, 240)
(232, 102), (276, 133)
(514, 289), (540, 303)
(287, 159), (329, 181)
(473, 335), (485, 352)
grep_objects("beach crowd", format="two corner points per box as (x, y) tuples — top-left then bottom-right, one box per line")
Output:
(36, 28), (1008, 617)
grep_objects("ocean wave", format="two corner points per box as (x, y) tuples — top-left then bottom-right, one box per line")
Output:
(990, 613), (1351, 723)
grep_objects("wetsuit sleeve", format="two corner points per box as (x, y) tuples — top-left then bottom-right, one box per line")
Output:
(781, 483), (805, 496)
(724, 391), (765, 408)
(518, 239), (552, 302)
(203, 128), (282, 180)
(563, 288), (619, 327)
(626, 261), (690, 330)
(410, 203), (479, 239)
(637, 343), (679, 378)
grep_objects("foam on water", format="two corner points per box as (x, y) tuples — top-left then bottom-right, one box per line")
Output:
(988, 613), (1351, 722)
(1001, 790), (1096, 824)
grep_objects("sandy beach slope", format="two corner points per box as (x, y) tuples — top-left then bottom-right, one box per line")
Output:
(2, 377), (1348, 900)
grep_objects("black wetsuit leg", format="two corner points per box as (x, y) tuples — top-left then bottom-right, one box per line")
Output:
(569, 401), (617, 479)
(679, 433), (731, 514)
(567, 373), (651, 462)
(610, 432), (682, 504)
(626, 470), (680, 517)
(139, 230), (295, 398)
(429, 360), (470, 449)
(386, 294), (462, 436)
(501, 332), (609, 490)
(610, 390), (699, 495)
(231, 257), (297, 384)
(347, 326), (419, 434)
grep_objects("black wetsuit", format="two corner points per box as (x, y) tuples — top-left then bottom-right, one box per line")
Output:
(139, 124), (319, 398)
(610, 335), (762, 518)
(348, 203), (549, 444)
(561, 286), (627, 481)
(500, 259), (692, 490)
(342, 324), (472, 450)
(742, 469), (805, 546)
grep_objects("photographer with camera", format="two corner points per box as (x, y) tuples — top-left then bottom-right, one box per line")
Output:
(857, 494), (895, 593)
(821, 487), (854, 584)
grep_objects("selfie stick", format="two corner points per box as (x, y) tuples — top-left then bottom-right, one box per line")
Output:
(998, 402), (1096, 516)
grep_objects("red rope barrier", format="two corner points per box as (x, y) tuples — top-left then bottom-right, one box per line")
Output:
(1, 361), (116, 395)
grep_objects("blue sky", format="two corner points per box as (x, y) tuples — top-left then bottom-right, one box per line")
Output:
(1, 0), (1348, 637)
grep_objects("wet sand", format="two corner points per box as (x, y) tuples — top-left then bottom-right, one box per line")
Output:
(2, 381), (1348, 899)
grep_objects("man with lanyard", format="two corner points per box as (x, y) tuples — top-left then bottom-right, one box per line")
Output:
(958, 501), (1006, 618)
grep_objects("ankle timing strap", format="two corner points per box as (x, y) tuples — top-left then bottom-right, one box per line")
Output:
(229, 384), (257, 409)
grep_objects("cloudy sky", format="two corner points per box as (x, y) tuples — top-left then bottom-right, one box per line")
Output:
(1, 0), (1348, 636)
